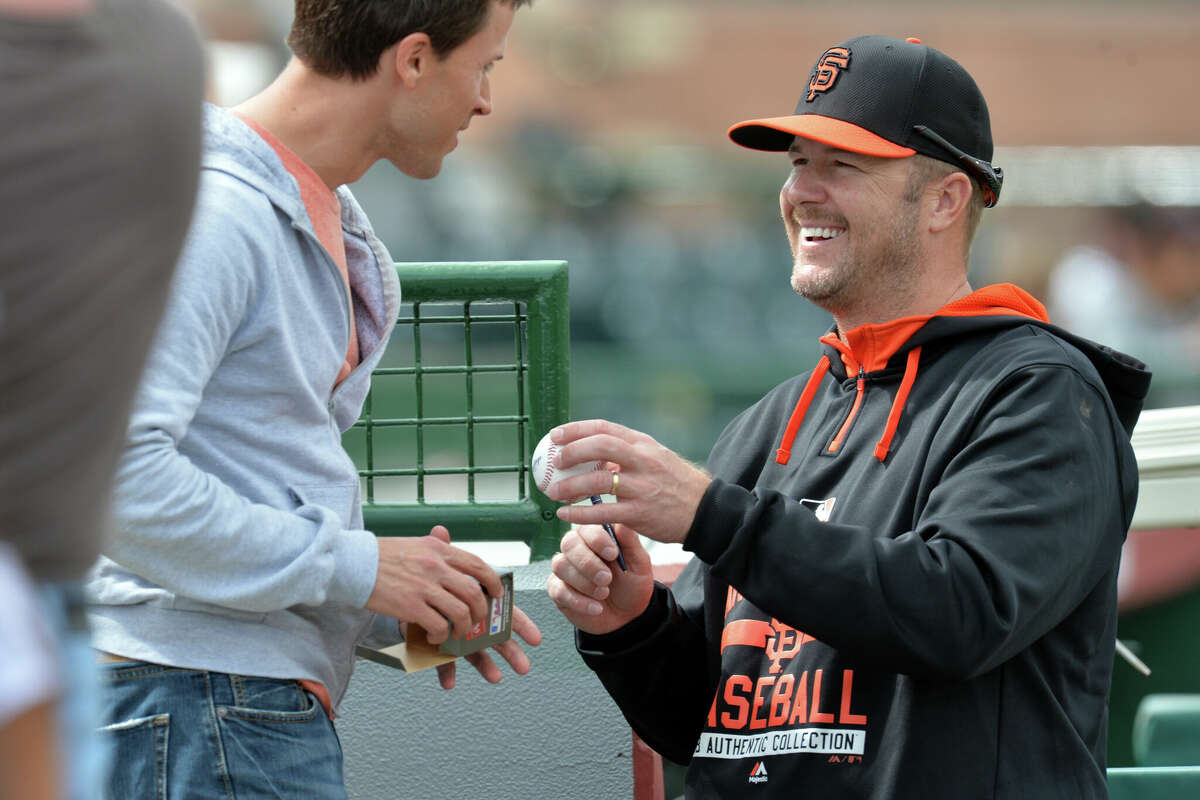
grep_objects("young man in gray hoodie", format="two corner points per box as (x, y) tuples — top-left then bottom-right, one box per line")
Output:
(87, 2), (538, 797)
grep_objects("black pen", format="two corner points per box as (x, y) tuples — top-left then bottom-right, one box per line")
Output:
(589, 495), (627, 571)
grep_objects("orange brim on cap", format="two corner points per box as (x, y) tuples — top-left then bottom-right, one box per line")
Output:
(728, 114), (916, 158)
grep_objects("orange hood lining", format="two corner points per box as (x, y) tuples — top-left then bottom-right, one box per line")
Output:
(776, 283), (1048, 466)
(823, 283), (1048, 374)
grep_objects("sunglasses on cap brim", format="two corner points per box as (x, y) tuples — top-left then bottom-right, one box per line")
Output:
(913, 125), (1003, 208)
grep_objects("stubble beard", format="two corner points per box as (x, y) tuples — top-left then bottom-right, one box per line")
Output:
(788, 201), (924, 315)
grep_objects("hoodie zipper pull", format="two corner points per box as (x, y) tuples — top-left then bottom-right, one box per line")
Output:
(827, 367), (866, 454)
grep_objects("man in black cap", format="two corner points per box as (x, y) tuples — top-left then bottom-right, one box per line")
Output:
(544, 35), (1150, 798)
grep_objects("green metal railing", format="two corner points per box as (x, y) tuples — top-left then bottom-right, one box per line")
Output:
(344, 261), (569, 561)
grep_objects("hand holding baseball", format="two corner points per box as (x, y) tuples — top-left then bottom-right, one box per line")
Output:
(531, 431), (605, 495)
(532, 430), (626, 570)
(541, 419), (712, 545)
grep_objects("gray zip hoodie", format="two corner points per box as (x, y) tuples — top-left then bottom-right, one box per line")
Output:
(87, 105), (402, 711)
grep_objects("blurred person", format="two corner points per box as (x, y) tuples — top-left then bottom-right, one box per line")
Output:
(1048, 204), (1200, 408)
(85, 1), (539, 798)
(0, 0), (204, 798)
(544, 36), (1150, 798)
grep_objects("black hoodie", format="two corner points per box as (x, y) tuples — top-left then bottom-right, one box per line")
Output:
(579, 284), (1150, 799)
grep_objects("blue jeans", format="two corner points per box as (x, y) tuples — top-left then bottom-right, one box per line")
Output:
(98, 663), (347, 800)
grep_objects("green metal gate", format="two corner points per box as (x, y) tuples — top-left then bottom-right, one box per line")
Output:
(343, 261), (570, 561)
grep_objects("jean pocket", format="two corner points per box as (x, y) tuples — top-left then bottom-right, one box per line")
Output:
(100, 713), (169, 800)
(218, 678), (319, 723)
(215, 685), (346, 799)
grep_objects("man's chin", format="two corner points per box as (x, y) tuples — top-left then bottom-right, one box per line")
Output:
(790, 264), (843, 303)
(791, 277), (832, 300)
(393, 158), (444, 181)
(790, 262), (824, 292)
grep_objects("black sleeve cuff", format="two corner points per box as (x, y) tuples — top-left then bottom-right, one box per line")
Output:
(683, 477), (753, 565)
(576, 582), (672, 657)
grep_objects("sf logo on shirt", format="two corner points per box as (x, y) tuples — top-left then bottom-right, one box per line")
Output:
(766, 619), (805, 674)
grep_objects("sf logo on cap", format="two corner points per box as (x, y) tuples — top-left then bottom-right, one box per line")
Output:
(806, 46), (851, 101)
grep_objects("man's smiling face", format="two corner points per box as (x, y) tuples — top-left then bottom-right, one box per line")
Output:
(780, 138), (924, 315)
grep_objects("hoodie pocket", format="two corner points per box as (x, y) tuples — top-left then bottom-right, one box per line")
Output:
(287, 481), (360, 529)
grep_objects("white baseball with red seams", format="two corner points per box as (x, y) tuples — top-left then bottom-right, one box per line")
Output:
(531, 431), (603, 494)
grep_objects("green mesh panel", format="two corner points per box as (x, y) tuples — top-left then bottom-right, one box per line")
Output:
(345, 262), (569, 561)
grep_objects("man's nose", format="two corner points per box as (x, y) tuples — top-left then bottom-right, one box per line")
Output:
(782, 167), (827, 207)
(476, 75), (493, 116)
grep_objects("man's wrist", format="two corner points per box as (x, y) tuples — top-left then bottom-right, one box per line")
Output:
(577, 584), (668, 653)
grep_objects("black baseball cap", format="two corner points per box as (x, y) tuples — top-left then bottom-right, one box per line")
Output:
(728, 35), (1003, 207)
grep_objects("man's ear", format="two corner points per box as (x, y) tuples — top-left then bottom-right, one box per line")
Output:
(390, 32), (434, 88)
(928, 171), (972, 235)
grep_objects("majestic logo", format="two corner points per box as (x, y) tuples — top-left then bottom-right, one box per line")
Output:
(749, 761), (769, 784)
(806, 47), (851, 101)
(800, 496), (837, 522)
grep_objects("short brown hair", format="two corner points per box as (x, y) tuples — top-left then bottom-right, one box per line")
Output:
(904, 154), (985, 249)
(287, 0), (533, 80)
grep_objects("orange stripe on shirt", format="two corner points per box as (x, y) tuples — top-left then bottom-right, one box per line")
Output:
(721, 619), (774, 653)
(237, 115), (360, 385)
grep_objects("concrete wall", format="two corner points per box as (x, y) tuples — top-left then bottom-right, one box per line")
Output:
(340, 560), (633, 799)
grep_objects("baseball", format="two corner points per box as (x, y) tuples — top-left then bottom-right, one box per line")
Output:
(531, 431), (603, 494)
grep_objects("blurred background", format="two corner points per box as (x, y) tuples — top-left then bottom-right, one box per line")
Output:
(178, 0), (1200, 463)
(168, 1), (1200, 776)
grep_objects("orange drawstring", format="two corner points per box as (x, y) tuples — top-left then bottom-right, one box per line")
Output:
(776, 356), (831, 465)
(873, 346), (921, 462)
(777, 346), (922, 465)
